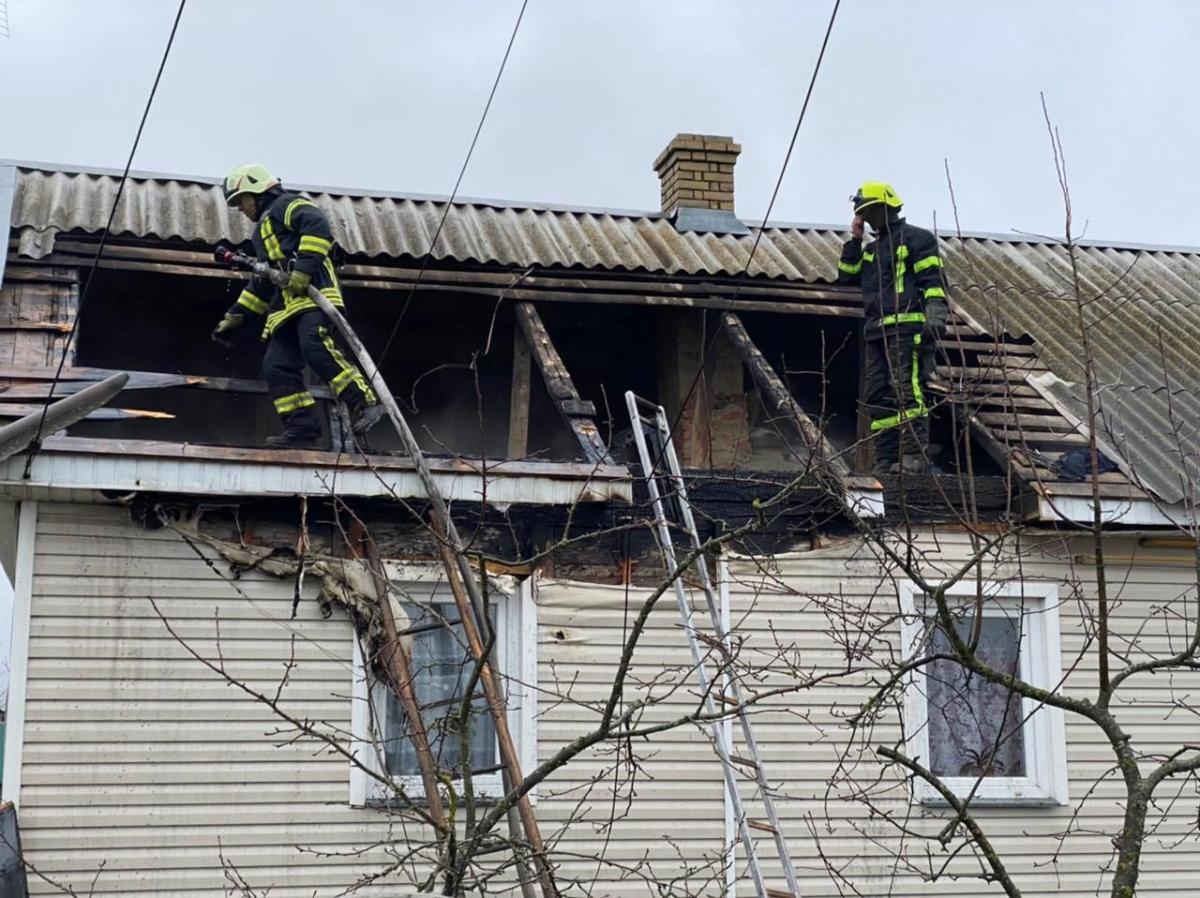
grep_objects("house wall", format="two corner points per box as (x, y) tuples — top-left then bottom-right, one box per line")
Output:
(535, 578), (729, 895)
(6, 501), (1200, 897)
(5, 502), (716, 897)
(719, 531), (1200, 897)
(0, 265), (78, 369)
(8, 502), (398, 896)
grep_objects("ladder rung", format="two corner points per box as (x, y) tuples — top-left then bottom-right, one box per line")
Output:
(627, 392), (799, 898)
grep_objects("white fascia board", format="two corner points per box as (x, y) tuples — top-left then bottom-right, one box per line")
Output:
(0, 450), (631, 507)
(1034, 494), (1193, 527)
(845, 487), (885, 519)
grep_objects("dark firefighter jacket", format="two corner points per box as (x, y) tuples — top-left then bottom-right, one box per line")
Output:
(228, 192), (345, 338)
(836, 218), (947, 340)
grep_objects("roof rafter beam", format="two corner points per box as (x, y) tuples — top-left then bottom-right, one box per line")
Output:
(719, 311), (855, 485)
(513, 302), (612, 465)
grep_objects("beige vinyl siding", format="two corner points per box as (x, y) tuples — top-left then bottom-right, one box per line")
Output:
(18, 502), (425, 897)
(19, 503), (717, 897)
(14, 502), (1200, 897)
(535, 579), (729, 896)
(722, 530), (1200, 897)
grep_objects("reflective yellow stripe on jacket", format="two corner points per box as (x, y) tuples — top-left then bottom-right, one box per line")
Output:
(298, 234), (332, 255)
(260, 217), (285, 261)
(879, 311), (926, 327)
(262, 287), (346, 338)
(894, 245), (909, 296)
(236, 289), (268, 315)
(283, 198), (315, 228)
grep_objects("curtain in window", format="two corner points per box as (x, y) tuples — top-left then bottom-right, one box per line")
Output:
(381, 602), (498, 778)
(926, 616), (1026, 778)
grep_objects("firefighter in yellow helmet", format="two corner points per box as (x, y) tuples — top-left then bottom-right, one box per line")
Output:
(837, 182), (948, 475)
(212, 164), (383, 449)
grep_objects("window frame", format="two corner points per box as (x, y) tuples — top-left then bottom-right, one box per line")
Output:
(350, 566), (537, 808)
(899, 580), (1068, 807)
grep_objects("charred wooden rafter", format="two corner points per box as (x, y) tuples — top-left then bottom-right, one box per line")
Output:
(720, 311), (852, 482)
(514, 302), (612, 465)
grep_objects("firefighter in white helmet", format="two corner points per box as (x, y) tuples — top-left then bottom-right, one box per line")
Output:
(212, 163), (383, 449)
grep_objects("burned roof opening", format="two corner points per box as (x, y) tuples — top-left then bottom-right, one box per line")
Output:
(5, 160), (1199, 516)
(11, 231), (1021, 491)
(735, 310), (860, 471)
(531, 302), (660, 462)
(71, 263), (543, 458)
(76, 267), (257, 380)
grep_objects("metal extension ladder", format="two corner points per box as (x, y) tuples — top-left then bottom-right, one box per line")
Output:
(625, 391), (800, 898)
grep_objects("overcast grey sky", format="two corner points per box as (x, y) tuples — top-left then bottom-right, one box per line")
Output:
(1, 0), (1197, 246)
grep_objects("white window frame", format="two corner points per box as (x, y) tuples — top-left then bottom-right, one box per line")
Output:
(350, 566), (538, 807)
(899, 580), (1068, 807)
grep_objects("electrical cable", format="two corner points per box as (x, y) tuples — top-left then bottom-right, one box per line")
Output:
(652, 0), (841, 470)
(23, 0), (187, 479)
(377, 0), (530, 367)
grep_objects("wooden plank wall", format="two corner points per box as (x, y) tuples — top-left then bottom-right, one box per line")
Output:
(0, 266), (78, 370)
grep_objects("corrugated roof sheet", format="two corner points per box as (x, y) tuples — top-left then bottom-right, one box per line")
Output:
(6, 165), (845, 278)
(941, 239), (1200, 504)
(7, 163), (1200, 503)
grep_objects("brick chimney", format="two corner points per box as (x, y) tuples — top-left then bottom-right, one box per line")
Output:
(653, 133), (741, 216)
(651, 133), (753, 468)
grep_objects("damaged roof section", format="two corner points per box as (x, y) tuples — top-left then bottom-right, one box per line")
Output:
(5, 159), (1200, 514)
(942, 240), (1200, 504)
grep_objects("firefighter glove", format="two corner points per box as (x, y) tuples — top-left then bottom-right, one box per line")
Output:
(286, 270), (312, 295)
(211, 312), (245, 346)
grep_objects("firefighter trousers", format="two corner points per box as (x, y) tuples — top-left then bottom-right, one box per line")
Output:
(864, 329), (931, 470)
(262, 309), (376, 436)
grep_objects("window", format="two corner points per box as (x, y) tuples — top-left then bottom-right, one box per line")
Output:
(900, 581), (1068, 806)
(379, 600), (501, 789)
(350, 568), (536, 806)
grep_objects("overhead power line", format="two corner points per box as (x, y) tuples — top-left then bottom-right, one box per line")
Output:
(23, 0), (187, 477)
(378, 0), (530, 366)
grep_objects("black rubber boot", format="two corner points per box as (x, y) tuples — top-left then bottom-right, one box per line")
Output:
(264, 430), (322, 450)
